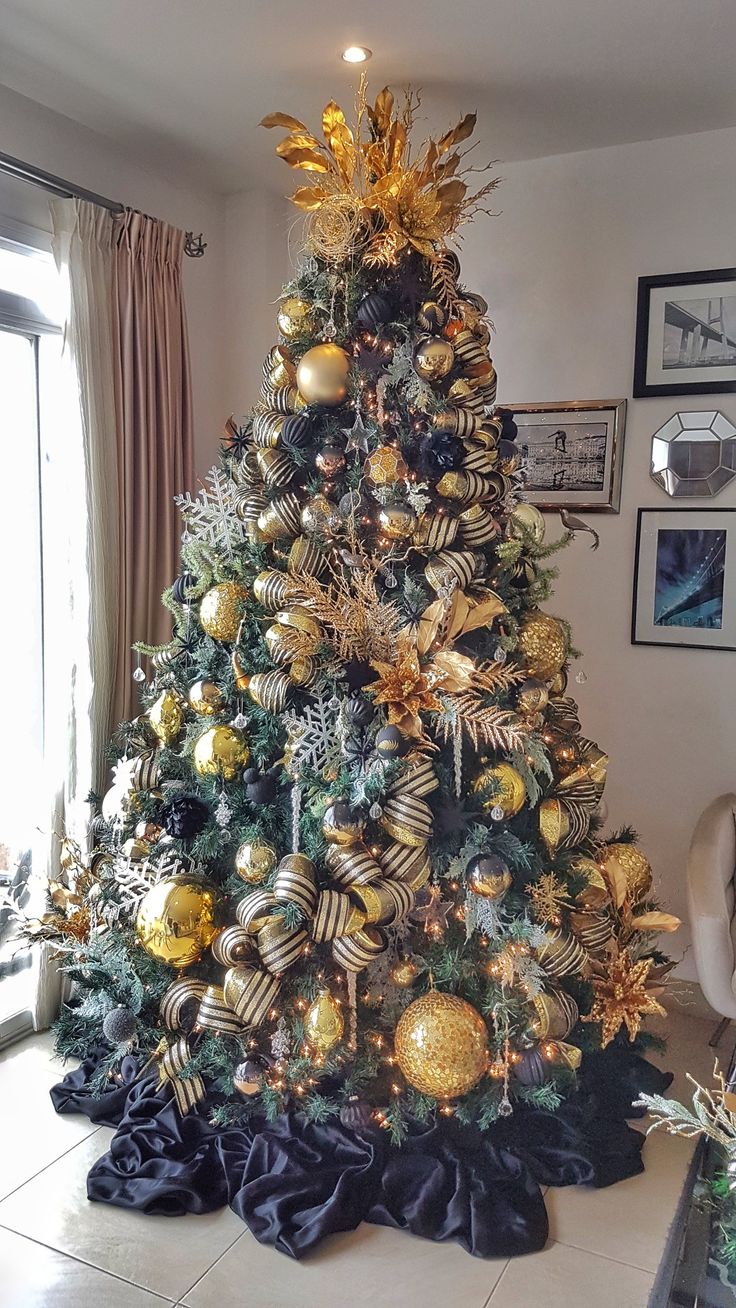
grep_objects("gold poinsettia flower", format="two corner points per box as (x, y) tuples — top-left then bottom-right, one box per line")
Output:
(367, 636), (446, 738)
(586, 947), (666, 1046)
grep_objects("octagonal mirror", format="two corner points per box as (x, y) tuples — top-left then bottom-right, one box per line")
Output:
(650, 409), (736, 496)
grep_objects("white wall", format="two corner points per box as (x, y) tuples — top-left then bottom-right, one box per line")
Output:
(458, 125), (736, 977)
(0, 83), (225, 477)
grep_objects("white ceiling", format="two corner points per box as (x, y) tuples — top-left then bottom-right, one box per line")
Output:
(1, 0), (736, 195)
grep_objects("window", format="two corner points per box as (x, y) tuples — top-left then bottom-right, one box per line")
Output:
(0, 235), (62, 1047)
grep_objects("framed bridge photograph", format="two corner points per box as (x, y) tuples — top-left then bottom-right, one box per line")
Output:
(634, 267), (736, 397)
(632, 507), (736, 650)
(504, 399), (626, 512)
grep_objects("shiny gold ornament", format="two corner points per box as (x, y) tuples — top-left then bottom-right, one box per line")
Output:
(305, 192), (366, 262)
(148, 689), (184, 745)
(390, 958), (419, 987)
(199, 583), (248, 641)
(472, 762), (526, 817)
(187, 680), (226, 716)
(234, 841), (277, 885)
(296, 344), (350, 406)
(466, 854), (513, 900)
(363, 444), (408, 488)
(377, 503), (417, 541)
(315, 444), (347, 478)
(414, 336), (455, 381)
(277, 296), (312, 339)
(394, 992), (489, 1098)
(509, 502), (546, 544)
(136, 876), (218, 969)
(304, 991), (345, 1054)
(518, 612), (568, 681)
(602, 844), (653, 903)
(517, 677), (549, 719)
(322, 801), (364, 846)
(193, 725), (249, 780)
(301, 494), (340, 536)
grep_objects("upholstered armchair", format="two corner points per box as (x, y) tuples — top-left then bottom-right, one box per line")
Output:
(687, 794), (736, 1040)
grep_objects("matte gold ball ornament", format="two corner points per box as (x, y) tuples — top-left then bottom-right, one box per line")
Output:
(277, 296), (312, 339)
(413, 336), (455, 382)
(136, 876), (219, 969)
(296, 344), (350, 406)
(199, 583), (248, 642)
(148, 690), (184, 745)
(517, 612), (568, 682)
(193, 725), (249, 780)
(472, 762), (526, 818)
(234, 841), (278, 885)
(188, 680), (226, 716)
(394, 991), (489, 1098)
(304, 990), (345, 1054)
(509, 502), (546, 544)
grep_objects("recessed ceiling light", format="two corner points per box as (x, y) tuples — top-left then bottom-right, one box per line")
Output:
(342, 45), (372, 64)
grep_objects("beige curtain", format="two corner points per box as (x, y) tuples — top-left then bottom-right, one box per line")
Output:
(111, 211), (194, 725)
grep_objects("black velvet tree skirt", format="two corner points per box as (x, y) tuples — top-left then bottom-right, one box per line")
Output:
(50, 1048), (672, 1260)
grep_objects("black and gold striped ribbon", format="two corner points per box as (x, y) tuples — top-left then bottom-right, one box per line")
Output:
(158, 1036), (206, 1115)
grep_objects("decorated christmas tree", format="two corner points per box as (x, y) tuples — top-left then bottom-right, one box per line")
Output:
(34, 82), (679, 1257)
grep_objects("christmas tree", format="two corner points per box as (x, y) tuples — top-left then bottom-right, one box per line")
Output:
(34, 83), (679, 1255)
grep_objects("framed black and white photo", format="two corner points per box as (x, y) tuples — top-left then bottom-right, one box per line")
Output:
(631, 508), (736, 650)
(634, 268), (736, 397)
(504, 400), (626, 512)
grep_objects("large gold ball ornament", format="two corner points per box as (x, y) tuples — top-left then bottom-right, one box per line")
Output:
(509, 502), (546, 544)
(199, 583), (248, 642)
(363, 445), (408, 488)
(377, 503), (417, 541)
(193, 725), (249, 780)
(188, 680), (226, 716)
(277, 296), (312, 339)
(136, 876), (219, 969)
(304, 991), (345, 1054)
(394, 992), (489, 1098)
(148, 690), (183, 745)
(603, 843), (653, 902)
(413, 336), (455, 382)
(472, 762), (526, 817)
(517, 612), (568, 682)
(234, 841), (277, 885)
(296, 344), (350, 406)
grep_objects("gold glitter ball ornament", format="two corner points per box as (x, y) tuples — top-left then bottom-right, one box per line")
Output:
(296, 344), (350, 406)
(472, 762), (526, 817)
(304, 990), (345, 1054)
(199, 583), (248, 642)
(187, 680), (226, 716)
(517, 612), (568, 682)
(234, 841), (278, 885)
(413, 336), (455, 382)
(509, 502), (546, 544)
(193, 725), (249, 780)
(136, 876), (219, 969)
(148, 689), (184, 745)
(394, 992), (489, 1098)
(602, 843), (653, 902)
(277, 296), (312, 340)
(363, 444), (408, 488)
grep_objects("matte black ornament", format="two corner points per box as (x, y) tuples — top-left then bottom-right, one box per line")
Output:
(496, 409), (518, 442)
(513, 1047), (547, 1087)
(374, 725), (409, 759)
(356, 291), (393, 329)
(345, 695), (374, 728)
(419, 431), (464, 477)
(162, 793), (210, 840)
(339, 1095), (374, 1130)
(102, 1006), (138, 1045)
(243, 765), (280, 804)
(172, 572), (198, 605)
(281, 412), (312, 449)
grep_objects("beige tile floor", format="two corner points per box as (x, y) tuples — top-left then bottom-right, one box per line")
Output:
(0, 1002), (723, 1308)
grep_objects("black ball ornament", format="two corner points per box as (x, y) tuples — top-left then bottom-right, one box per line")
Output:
(375, 725), (409, 759)
(281, 412), (312, 450)
(496, 409), (518, 442)
(345, 694), (374, 728)
(162, 793), (210, 840)
(356, 291), (393, 329)
(102, 1006), (138, 1046)
(513, 1047), (548, 1087)
(419, 431), (464, 476)
(172, 572), (198, 605)
(243, 766), (280, 805)
(340, 1096), (374, 1130)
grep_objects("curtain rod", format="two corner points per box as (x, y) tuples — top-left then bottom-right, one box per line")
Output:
(0, 149), (207, 258)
